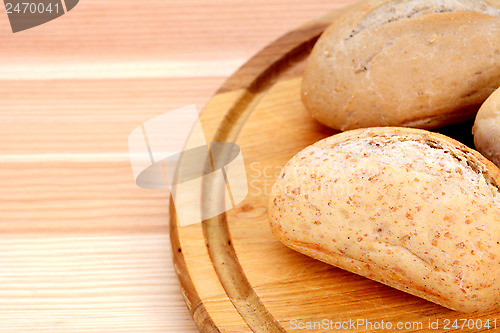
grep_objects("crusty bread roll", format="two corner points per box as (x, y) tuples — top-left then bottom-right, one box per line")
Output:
(269, 127), (500, 312)
(301, 0), (500, 131)
(473, 86), (500, 167)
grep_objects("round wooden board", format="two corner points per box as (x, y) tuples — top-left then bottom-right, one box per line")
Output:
(170, 7), (499, 333)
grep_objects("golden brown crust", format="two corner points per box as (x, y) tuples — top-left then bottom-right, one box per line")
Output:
(269, 127), (500, 312)
(301, 0), (500, 131)
(473, 87), (500, 168)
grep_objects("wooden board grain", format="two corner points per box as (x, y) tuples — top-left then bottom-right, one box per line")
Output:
(170, 5), (500, 333)
(0, 0), (355, 331)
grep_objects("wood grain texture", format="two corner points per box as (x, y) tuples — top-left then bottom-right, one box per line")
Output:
(0, 0), (349, 332)
(171, 3), (500, 333)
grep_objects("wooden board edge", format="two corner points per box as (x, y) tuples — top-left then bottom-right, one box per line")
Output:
(170, 200), (221, 332)
(169, 7), (348, 333)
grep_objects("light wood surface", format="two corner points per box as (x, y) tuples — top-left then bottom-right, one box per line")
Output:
(171, 2), (500, 333)
(0, 0), (352, 332)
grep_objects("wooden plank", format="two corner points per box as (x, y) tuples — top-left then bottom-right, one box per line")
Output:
(0, 161), (168, 233)
(0, 78), (224, 155)
(0, 0), (351, 71)
(0, 233), (198, 333)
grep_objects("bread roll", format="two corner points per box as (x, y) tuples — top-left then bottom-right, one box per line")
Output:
(301, 0), (500, 131)
(269, 127), (500, 312)
(473, 87), (500, 167)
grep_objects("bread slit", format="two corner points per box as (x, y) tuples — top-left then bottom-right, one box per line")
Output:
(346, 0), (500, 40)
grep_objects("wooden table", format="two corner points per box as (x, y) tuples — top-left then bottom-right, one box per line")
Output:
(0, 1), (353, 331)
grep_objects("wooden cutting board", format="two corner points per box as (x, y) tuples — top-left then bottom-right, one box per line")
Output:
(170, 7), (499, 333)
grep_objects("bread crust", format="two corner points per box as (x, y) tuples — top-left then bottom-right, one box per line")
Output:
(473, 86), (500, 168)
(301, 0), (500, 131)
(269, 127), (500, 312)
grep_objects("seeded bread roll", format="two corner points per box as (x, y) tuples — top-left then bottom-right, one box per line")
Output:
(301, 0), (500, 131)
(269, 127), (500, 313)
(473, 87), (500, 167)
